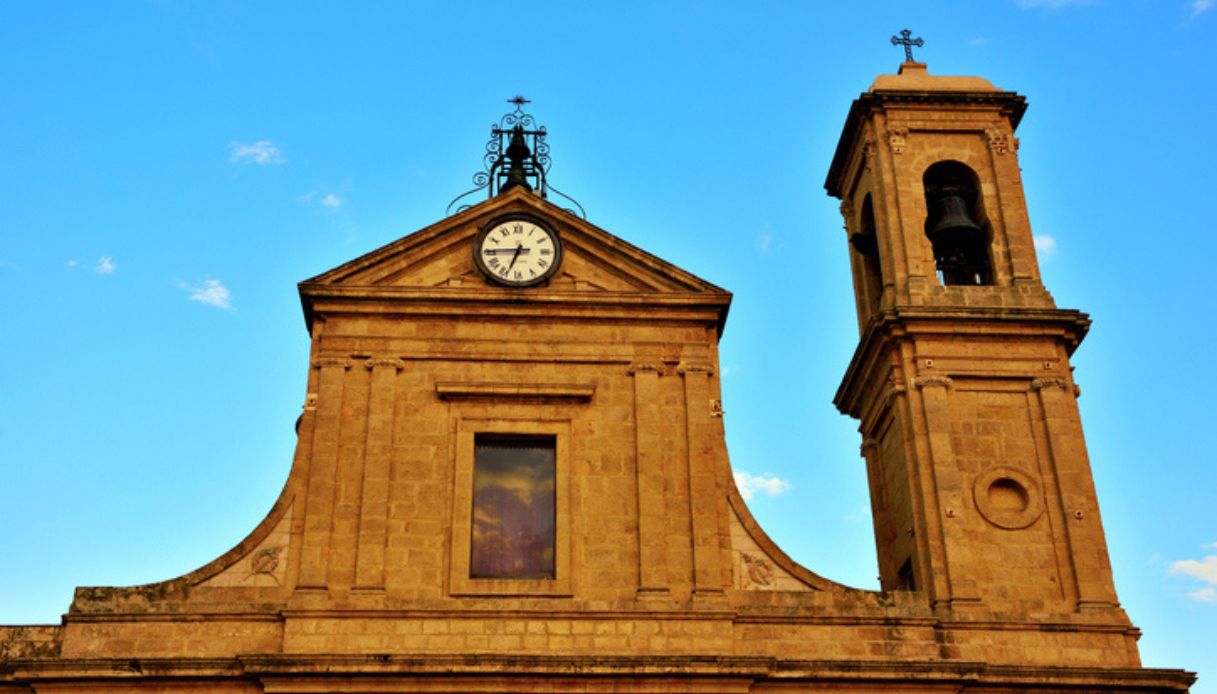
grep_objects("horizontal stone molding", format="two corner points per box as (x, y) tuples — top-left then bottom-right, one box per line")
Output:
(434, 382), (595, 402)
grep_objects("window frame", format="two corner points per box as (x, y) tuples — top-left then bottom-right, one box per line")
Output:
(449, 417), (572, 597)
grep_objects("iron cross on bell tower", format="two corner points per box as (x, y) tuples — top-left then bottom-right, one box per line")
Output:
(891, 28), (924, 62)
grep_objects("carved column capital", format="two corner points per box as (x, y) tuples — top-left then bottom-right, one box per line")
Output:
(312, 357), (352, 370)
(911, 374), (953, 389)
(985, 128), (1010, 155)
(627, 361), (665, 376)
(364, 358), (406, 371)
(1031, 377), (1071, 391)
(887, 126), (909, 155)
(677, 362), (714, 376)
(839, 198), (856, 223)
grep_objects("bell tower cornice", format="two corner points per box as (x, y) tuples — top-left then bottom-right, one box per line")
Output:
(825, 73), (1027, 199)
(833, 306), (1092, 421)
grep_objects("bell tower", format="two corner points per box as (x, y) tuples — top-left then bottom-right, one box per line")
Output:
(826, 51), (1128, 627)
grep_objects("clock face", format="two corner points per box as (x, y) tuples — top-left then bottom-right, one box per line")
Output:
(473, 215), (563, 287)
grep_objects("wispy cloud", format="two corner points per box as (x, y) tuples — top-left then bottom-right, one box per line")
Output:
(1190, 0), (1213, 18)
(1189, 587), (1217, 603)
(66, 259), (78, 268)
(969, 36), (989, 47)
(1016, 0), (1097, 9)
(1034, 234), (1058, 257)
(299, 190), (347, 211)
(179, 279), (233, 310)
(756, 225), (782, 255)
(230, 140), (285, 165)
(1170, 546), (1217, 602)
(95, 256), (116, 275)
(734, 471), (791, 501)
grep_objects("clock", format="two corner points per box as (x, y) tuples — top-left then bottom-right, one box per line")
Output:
(473, 215), (563, 287)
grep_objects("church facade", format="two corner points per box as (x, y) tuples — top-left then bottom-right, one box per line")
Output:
(0, 61), (1196, 692)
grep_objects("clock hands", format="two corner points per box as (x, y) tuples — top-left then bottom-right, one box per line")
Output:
(507, 243), (525, 271)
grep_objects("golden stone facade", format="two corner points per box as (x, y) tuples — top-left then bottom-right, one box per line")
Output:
(0, 63), (1196, 692)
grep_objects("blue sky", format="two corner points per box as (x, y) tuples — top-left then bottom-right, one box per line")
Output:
(1, 0), (1214, 687)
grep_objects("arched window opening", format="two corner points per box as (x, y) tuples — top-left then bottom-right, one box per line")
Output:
(850, 194), (883, 314)
(923, 161), (992, 286)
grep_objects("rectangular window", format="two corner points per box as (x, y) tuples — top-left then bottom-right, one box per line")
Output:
(470, 434), (556, 579)
(450, 419), (570, 596)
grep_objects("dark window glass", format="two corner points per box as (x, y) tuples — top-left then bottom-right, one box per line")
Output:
(471, 434), (556, 579)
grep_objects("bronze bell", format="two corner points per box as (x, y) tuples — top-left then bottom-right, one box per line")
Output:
(925, 185), (990, 285)
(926, 186), (983, 250)
(500, 127), (533, 193)
(849, 226), (878, 257)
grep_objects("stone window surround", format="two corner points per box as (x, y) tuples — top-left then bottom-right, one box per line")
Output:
(449, 415), (573, 597)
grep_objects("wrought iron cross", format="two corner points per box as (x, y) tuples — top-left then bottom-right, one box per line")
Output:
(891, 29), (924, 62)
(507, 95), (531, 111)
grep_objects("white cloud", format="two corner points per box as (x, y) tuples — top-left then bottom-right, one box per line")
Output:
(1034, 234), (1058, 257)
(1170, 555), (1217, 584)
(179, 279), (233, 310)
(321, 193), (343, 209)
(95, 256), (116, 275)
(66, 259), (78, 268)
(229, 140), (284, 165)
(733, 471), (791, 501)
(1189, 587), (1217, 603)
(969, 36), (989, 47)
(1016, 0), (1097, 8)
(1170, 551), (1217, 602)
(1191, 0), (1213, 18)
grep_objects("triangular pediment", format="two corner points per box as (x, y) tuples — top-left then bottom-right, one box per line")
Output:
(301, 188), (727, 295)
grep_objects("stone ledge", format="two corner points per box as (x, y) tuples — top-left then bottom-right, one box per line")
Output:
(435, 382), (595, 402)
(0, 653), (1196, 691)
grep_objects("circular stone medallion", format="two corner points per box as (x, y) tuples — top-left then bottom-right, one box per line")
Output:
(972, 466), (1044, 530)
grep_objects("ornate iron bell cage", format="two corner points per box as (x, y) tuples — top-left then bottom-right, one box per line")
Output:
(447, 96), (585, 219)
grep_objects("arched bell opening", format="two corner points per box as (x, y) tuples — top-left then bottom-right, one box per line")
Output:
(923, 161), (993, 286)
(850, 194), (883, 316)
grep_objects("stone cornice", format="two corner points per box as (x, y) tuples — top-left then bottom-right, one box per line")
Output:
(300, 286), (733, 336)
(834, 307), (1091, 418)
(0, 653), (1195, 691)
(825, 89), (1028, 198)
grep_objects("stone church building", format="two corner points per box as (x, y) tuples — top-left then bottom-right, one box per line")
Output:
(0, 60), (1197, 692)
